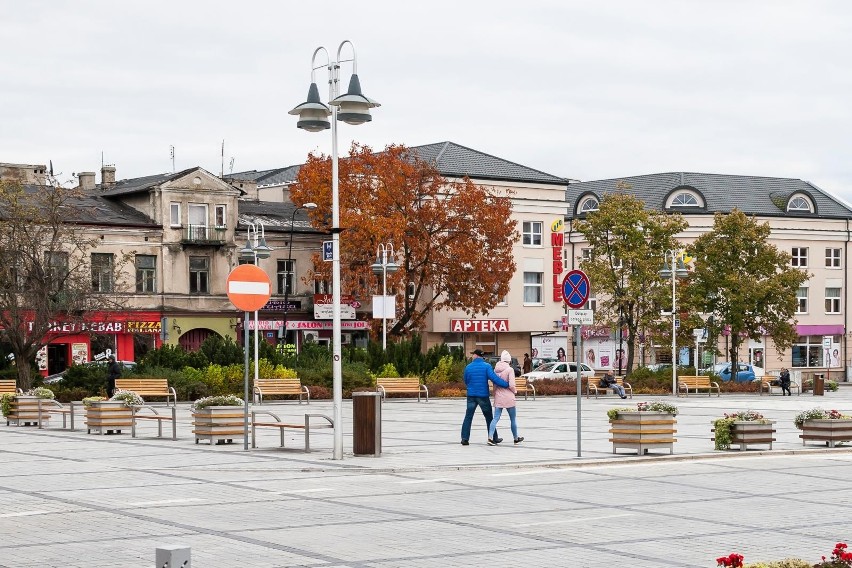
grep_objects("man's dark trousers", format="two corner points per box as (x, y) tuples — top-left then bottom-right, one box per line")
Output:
(461, 396), (497, 442)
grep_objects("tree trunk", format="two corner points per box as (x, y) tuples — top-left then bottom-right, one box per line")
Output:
(16, 361), (33, 391)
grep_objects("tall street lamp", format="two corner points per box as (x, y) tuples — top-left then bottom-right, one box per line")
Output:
(289, 40), (380, 460)
(659, 249), (688, 395)
(240, 220), (272, 412)
(371, 243), (399, 351)
(281, 202), (317, 351)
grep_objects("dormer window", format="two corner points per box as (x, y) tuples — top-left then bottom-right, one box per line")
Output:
(787, 195), (813, 213)
(665, 187), (705, 209)
(579, 197), (599, 213)
(672, 192), (699, 206)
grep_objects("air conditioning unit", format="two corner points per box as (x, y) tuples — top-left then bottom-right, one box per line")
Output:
(341, 332), (353, 345)
(303, 331), (320, 342)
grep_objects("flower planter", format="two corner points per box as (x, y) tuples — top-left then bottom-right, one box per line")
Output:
(86, 401), (133, 435)
(192, 406), (246, 445)
(609, 411), (677, 455)
(713, 421), (776, 451)
(5, 396), (50, 427)
(800, 419), (852, 448)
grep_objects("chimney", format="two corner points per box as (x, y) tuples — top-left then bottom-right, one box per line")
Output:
(101, 165), (116, 188)
(78, 172), (96, 191)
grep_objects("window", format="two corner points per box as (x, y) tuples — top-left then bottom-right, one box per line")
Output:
(45, 251), (68, 292)
(796, 287), (808, 314)
(170, 202), (181, 227)
(314, 279), (329, 294)
(522, 221), (542, 246)
(135, 255), (156, 293)
(787, 196), (812, 212)
(277, 259), (294, 295)
(826, 248), (841, 268)
(580, 248), (593, 261)
(586, 294), (597, 312)
(523, 272), (543, 304)
(792, 336), (832, 368)
(215, 205), (226, 228)
(579, 197), (599, 213)
(671, 192), (699, 206)
(791, 247), (808, 268)
(825, 287), (841, 314)
(188, 203), (208, 240)
(91, 253), (114, 292)
(189, 256), (209, 294)
(407, 282), (416, 300)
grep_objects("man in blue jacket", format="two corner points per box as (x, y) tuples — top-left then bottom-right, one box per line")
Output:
(461, 349), (510, 445)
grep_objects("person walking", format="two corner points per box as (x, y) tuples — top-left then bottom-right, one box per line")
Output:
(106, 355), (121, 397)
(489, 350), (524, 445)
(461, 349), (510, 445)
(522, 353), (532, 374)
(779, 368), (792, 396)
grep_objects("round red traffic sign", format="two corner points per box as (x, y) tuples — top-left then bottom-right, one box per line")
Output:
(226, 264), (272, 312)
(562, 269), (591, 309)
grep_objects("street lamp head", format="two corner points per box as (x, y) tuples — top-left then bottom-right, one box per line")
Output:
(371, 253), (384, 275)
(385, 258), (400, 273)
(254, 237), (272, 259)
(330, 74), (380, 125)
(239, 240), (255, 260)
(302, 202), (318, 211)
(289, 82), (331, 132)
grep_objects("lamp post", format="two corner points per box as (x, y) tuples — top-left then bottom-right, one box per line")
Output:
(659, 249), (688, 395)
(281, 202), (317, 351)
(371, 243), (399, 351)
(240, 221), (272, 416)
(289, 40), (380, 460)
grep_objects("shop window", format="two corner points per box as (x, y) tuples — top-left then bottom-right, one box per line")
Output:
(825, 287), (841, 314)
(91, 253), (114, 292)
(189, 256), (209, 294)
(133, 334), (155, 362)
(792, 336), (827, 368)
(90, 334), (116, 361)
(826, 248), (841, 268)
(791, 247), (808, 268)
(523, 272), (543, 304)
(796, 287), (808, 314)
(135, 255), (156, 293)
(277, 259), (294, 295)
(522, 221), (542, 246)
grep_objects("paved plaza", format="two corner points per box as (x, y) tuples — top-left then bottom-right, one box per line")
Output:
(2, 388), (852, 567)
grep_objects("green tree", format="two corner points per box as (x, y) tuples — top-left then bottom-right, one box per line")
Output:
(684, 209), (808, 366)
(575, 191), (688, 373)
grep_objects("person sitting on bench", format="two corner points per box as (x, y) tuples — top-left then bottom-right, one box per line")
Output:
(600, 372), (628, 399)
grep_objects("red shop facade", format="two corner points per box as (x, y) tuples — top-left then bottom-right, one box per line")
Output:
(33, 311), (163, 376)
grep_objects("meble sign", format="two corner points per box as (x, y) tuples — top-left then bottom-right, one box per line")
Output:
(450, 319), (510, 333)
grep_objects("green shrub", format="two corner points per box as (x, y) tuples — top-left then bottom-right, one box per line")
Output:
(426, 355), (464, 384)
(61, 363), (109, 394)
(375, 363), (400, 378)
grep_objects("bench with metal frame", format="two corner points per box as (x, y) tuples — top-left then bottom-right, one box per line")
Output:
(251, 410), (333, 452)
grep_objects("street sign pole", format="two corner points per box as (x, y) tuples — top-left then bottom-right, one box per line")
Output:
(562, 269), (591, 459)
(576, 325), (583, 458)
(243, 310), (249, 450)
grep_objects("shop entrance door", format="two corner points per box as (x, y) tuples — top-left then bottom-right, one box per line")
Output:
(47, 344), (68, 375)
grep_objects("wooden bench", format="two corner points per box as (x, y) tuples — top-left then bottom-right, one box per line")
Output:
(253, 377), (310, 405)
(489, 377), (536, 400)
(36, 399), (83, 431)
(759, 375), (800, 396)
(251, 410), (334, 452)
(0, 379), (22, 395)
(587, 376), (632, 399)
(678, 375), (720, 397)
(376, 377), (429, 402)
(115, 379), (176, 406)
(131, 404), (177, 440)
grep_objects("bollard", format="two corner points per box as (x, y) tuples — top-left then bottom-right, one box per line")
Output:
(155, 545), (191, 567)
(352, 392), (382, 456)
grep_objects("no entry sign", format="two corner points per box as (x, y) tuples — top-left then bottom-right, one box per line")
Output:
(226, 264), (272, 312)
(562, 269), (590, 309)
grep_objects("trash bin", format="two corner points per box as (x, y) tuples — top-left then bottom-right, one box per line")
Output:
(352, 392), (382, 456)
(813, 373), (825, 396)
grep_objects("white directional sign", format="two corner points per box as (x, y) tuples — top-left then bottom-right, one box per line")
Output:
(568, 309), (594, 325)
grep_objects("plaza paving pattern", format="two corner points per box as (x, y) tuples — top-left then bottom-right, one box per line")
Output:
(1, 388), (852, 567)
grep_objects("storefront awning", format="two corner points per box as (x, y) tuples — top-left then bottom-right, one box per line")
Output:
(796, 324), (845, 335)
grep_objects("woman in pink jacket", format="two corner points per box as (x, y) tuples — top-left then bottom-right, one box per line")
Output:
(488, 350), (524, 445)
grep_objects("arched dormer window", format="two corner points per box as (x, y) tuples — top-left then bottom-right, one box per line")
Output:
(672, 192), (698, 206)
(579, 197), (599, 213)
(665, 187), (705, 209)
(787, 195), (813, 213)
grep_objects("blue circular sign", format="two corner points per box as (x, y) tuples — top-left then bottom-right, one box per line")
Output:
(562, 270), (590, 309)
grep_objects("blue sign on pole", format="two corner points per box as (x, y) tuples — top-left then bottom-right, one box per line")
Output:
(322, 240), (333, 262)
(562, 270), (591, 309)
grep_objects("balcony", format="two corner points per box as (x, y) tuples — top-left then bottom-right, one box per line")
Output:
(181, 225), (226, 247)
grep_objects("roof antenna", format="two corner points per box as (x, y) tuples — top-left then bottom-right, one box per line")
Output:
(229, 157), (235, 175)
(220, 140), (225, 178)
(170, 145), (175, 173)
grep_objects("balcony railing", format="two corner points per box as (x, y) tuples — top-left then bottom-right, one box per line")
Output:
(182, 225), (226, 246)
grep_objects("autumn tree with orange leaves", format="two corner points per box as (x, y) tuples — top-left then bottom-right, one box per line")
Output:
(289, 143), (518, 339)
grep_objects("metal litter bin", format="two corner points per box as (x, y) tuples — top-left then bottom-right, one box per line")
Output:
(353, 392), (382, 456)
(813, 374), (825, 396)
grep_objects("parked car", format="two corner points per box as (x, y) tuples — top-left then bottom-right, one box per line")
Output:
(710, 362), (764, 383)
(43, 360), (137, 384)
(523, 361), (595, 382)
(531, 357), (557, 370)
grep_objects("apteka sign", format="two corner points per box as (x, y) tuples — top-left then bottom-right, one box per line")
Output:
(450, 319), (510, 333)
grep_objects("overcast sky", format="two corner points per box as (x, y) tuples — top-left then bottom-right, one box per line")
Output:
(2, 1), (851, 203)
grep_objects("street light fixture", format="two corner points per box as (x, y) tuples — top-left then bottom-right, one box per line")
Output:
(281, 202), (317, 351)
(240, 220), (272, 425)
(290, 40), (380, 460)
(371, 243), (399, 351)
(659, 249), (688, 395)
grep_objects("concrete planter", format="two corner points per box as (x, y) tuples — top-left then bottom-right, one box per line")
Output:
(5, 396), (50, 427)
(713, 420), (776, 451)
(192, 406), (246, 445)
(609, 411), (677, 455)
(800, 419), (852, 448)
(86, 401), (133, 435)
